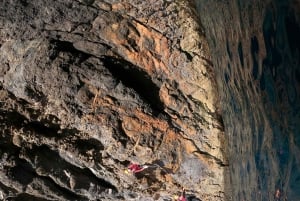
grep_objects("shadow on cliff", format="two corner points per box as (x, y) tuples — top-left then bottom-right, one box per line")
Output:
(193, 0), (300, 200)
(102, 56), (164, 116)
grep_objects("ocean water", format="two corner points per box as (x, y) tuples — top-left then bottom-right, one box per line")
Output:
(195, 0), (300, 200)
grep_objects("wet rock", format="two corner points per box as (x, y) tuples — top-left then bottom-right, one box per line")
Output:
(196, 0), (300, 200)
(0, 0), (226, 200)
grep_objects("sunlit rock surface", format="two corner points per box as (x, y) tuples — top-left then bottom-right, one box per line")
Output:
(196, 0), (300, 200)
(0, 0), (226, 200)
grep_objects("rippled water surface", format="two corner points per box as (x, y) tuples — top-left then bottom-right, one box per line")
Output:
(195, 0), (300, 200)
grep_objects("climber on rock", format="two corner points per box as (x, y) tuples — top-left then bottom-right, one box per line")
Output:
(127, 162), (149, 174)
(178, 188), (187, 201)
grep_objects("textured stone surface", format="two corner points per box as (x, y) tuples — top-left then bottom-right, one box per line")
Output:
(0, 0), (227, 200)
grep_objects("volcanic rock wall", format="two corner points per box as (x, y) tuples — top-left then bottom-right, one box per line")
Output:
(0, 0), (227, 200)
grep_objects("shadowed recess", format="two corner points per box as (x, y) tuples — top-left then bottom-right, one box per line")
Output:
(251, 36), (259, 80)
(25, 120), (79, 138)
(49, 40), (90, 64)
(10, 159), (36, 185)
(285, 12), (300, 55)
(7, 193), (48, 201)
(238, 41), (244, 67)
(25, 145), (117, 192)
(102, 56), (164, 115)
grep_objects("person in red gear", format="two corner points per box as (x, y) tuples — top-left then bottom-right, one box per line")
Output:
(127, 162), (148, 174)
(178, 188), (187, 201)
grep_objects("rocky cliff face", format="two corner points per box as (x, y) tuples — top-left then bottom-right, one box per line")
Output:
(3, 0), (299, 201)
(0, 0), (227, 200)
